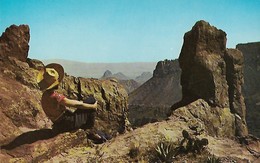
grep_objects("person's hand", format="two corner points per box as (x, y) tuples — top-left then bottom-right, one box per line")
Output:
(93, 101), (98, 110)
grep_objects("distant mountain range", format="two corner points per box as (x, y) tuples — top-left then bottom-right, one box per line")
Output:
(101, 70), (130, 80)
(43, 59), (157, 79)
(100, 70), (153, 93)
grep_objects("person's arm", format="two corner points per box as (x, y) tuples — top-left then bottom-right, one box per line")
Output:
(60, 97), (97, 110)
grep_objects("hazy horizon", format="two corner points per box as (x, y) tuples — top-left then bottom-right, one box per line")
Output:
(43, 59), (157, 79)
(42, 58), (158, 64)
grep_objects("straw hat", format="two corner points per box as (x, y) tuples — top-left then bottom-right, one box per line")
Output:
(37, 63), (64, 91)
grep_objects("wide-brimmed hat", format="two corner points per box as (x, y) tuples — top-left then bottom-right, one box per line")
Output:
(37, 63), (64, 91)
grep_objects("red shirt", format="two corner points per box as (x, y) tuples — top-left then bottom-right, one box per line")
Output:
(41, 90), (66, 122)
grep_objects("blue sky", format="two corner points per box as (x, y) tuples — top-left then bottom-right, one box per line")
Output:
(0, 0), (259, 63)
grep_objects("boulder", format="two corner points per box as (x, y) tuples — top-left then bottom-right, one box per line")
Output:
(58, 76), (129, 136)
(173, 99), (235, 137)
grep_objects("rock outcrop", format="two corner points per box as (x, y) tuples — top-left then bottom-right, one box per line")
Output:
(59, 75), (129, 135)
(130, 59), (181, 106)
(0, 24), (129, 162)
(177, 20), (248, 137)
(179, 21), (228, 107)
(0, 25), (50, 147)
(129, 59), (182, 126)
(48, 111), (259, 162)
(237, 42), (260, 137)
(0, 25), (30, 62)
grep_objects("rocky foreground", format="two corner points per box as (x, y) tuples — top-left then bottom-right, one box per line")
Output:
(0, 21), (259, 162)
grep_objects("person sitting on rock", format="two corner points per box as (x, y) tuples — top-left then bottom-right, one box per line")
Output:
(37, 63), (106, 143)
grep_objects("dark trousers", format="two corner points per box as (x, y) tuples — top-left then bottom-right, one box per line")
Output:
(52, 97), (97, 133)
(52, 109), (96, 133)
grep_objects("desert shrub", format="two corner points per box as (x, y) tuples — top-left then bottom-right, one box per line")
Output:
(128, 141), (141, 159)
(129, 146), (140, 159)
(206, 154), (221, 163)
(151, 129), (179, 162)
(154, 140), (178, 162)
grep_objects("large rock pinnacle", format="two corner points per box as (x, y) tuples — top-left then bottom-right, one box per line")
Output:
(178, 20), (248, 137)
(0, 24), (30, 62)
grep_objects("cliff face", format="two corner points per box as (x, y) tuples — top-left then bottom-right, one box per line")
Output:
(176, 20), (247, 137)
(237, 42), (260, 137)
(128, 59), (182, 126)
(0, 25), (129, 161)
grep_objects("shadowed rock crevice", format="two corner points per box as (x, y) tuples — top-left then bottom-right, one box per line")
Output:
(224, 49), (248, 137)
(76, 77), (83, 101)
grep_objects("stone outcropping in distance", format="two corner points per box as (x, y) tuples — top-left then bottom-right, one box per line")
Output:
(177, 20), (248, 137)
(135, 72), (152, 84)
(130, 59), (181, 106)
(101, 70), (141, 93)
(129, 59), (182, 126)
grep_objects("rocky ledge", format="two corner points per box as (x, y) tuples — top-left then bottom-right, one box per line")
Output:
(0, 25), (129, 162)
